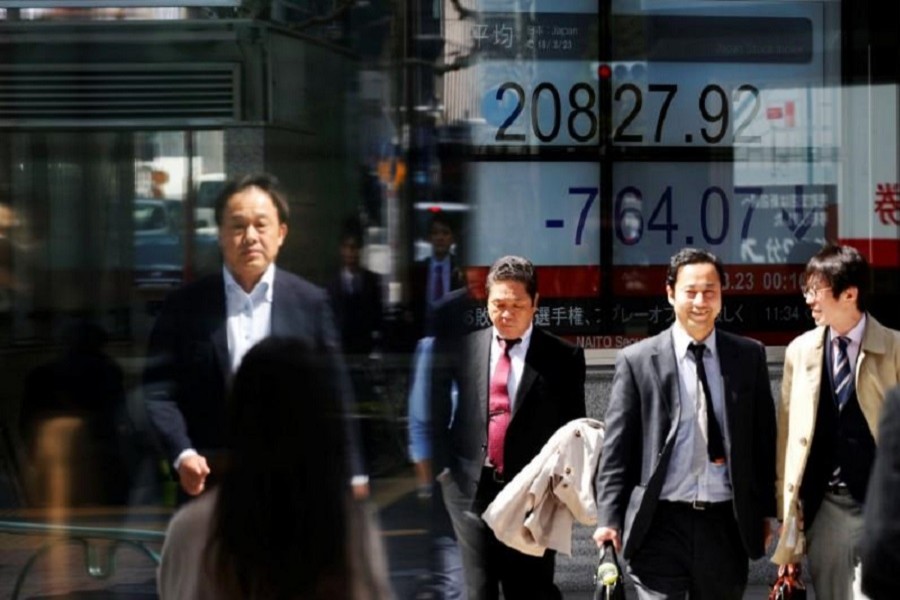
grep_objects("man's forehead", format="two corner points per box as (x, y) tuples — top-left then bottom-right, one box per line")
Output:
(804, 272), (827, 285)
(674, 263), (719, 284)
(680, 280), (718, 288)
(488, 281), (529, 298)
(430, 223), (452, 234)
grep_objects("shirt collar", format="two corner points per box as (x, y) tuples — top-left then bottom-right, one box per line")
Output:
(491, 323), (533, 348)
(223, 263), (276, 302)
(830, 313), (866, 347)
(431, 255), (451, 269)
(672, 322), (717, 361)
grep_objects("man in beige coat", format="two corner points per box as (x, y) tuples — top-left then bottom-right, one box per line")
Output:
(774, 244), (900, 600)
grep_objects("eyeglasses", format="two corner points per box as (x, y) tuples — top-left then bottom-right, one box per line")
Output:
(802, 285), (832, 300)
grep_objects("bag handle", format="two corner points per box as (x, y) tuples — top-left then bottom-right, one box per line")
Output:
(596, 541), (620, 585)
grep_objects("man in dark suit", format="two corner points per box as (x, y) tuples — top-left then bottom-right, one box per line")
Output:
(593, 247), (776, 600)
(143, 173), (366, 499)
(410, 212), (462, 340)
(327, 220), (385, 475)
(327, 220), (383, 359)
(861, 385), (900, 600)
(432, 255), (585, 600)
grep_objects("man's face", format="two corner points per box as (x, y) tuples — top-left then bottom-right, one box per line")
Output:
(429, 222), (454, 259)
(340, 237), (361, 270)
(804, 275), (857, 329)
(487, 280), (538, 340)
(218, 186), (287, 290)
(667, 261), (722, 341)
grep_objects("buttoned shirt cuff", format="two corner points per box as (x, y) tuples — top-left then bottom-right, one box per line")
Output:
(174, 448), (198, 471)
(351, 475), (369, 487)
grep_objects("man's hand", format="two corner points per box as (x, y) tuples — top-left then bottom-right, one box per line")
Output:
(177, 454), (210, 496)
(352, 482), (370, 501)
(593, 526), (621, 552)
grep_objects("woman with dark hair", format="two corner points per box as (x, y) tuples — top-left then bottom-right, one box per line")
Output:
(158, 337), (392, 599)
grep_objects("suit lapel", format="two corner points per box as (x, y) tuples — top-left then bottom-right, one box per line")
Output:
(512, 328), (541, 419)
(210, 274), (230, 378)
(807, 329), (826, 409)
(471, 328), (492, 434)
(858, 314), (885, 389)
(652, 328), (680, 427)
(716, 331), (740, 435)
(646, 329), (680, 496)
(269, 268), (298, 338)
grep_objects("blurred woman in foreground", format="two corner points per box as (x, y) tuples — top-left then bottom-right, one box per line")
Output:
(158, 337), (392, 599)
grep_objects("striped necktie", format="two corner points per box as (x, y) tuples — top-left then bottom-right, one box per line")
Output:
(833, 335), (853, 408)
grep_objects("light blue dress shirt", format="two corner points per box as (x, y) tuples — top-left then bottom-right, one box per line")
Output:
(660, 325), (733, 503)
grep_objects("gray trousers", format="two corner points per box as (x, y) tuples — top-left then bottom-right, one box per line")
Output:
(439, 473), (489, 600)
(439, 471), (560, 600)
(806, 491), (871, 600)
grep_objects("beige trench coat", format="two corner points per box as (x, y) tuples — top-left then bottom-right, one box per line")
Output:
(773, 315), (900, 564)
(482, 417), (604, 558)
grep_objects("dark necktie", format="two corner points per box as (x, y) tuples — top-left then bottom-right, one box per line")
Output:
(433, 263), (444, 303)
(833, 335), (853, 408)
(487, 337), (520, 474)
(829, 336), (853, 488)
(688, 343), (726, 465)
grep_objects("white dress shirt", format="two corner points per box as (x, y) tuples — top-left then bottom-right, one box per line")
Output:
(489, 324), (533, 411)
(224, 263), (276, 374)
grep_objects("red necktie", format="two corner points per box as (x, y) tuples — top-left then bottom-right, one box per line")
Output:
(433, 263), (444, 302)
(488, 337), (520, 474)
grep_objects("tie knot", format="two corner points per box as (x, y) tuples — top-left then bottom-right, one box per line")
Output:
(498, 337), (521, 354)
(836, 336), (849, 352)
(688, 342), (707, 362)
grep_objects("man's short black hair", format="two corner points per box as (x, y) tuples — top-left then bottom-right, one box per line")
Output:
(804, 244), (870, 311)
(666, 248), (726, 289)
(214, 173), (290, 227)
(485, 255), (537, 301)
(339, 216), (363, 246)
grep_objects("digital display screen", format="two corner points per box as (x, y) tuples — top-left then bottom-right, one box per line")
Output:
(465, 8), (600, 147)
(609, 4), (834, 149)
(470, 162), (600, 268)
(0, 0), (237, 6)
(612, 162), (832, 268)
(453, 0), (840, 346)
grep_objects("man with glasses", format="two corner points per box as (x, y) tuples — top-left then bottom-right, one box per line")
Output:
(773, 244), (900, 600)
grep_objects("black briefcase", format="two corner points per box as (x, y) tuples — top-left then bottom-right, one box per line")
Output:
(593, 541), (626, 600)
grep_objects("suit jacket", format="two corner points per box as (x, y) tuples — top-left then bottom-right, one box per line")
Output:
(595, 327), (776, 561)
(327, 268), (383, 357)
(432, 326), (586, 504)
(143, 268), (363, 475)
(410, 256), (462, 340)
(861, 385), (900, 599)
(773, 315), (900, 564)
